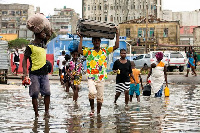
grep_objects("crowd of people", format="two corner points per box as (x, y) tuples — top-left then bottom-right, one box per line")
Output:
(21, 13), (198, 118)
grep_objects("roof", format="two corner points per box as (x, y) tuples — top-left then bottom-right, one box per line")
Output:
(120, 15), (179, 24)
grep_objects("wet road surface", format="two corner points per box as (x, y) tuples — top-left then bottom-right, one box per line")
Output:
(0, 82), (200, 132)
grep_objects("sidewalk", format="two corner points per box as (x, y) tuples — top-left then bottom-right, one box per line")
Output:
(7, 73), (200, 85)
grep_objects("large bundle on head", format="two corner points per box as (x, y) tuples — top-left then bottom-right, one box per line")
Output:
(26, 13), (52, 37)
(68, 40), (79, 52)
(77, 19), (117, 39)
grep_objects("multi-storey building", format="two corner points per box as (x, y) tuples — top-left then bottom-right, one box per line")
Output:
(82, 0), (162, 24)
(0, 3), (35, 36)
(49, 7), (80, 34)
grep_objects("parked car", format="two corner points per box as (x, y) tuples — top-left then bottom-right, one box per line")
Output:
(149, 51), (169, 66)
(133, 54), (151, 68)
(167, 52), (186, 72)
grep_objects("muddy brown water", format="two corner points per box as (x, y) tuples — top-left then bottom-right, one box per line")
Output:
(0, 83), (200, 132)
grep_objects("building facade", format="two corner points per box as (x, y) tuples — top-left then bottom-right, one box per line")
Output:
(193, 26), (200, 46)
(162, 10), (200, 26)
(82, 0), (163, 24)
(0, 3), (35, 39)
(48, 7), (80, 34)
(119, 18), (180, 46)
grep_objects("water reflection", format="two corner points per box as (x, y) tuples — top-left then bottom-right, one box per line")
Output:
(0, 84), (200, 132)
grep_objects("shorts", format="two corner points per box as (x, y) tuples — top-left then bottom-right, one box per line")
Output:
(15, 63), (19, 69)
(116, 82), (130, 93)
(155, 85), (163, 97)
(187, 64), (191, 69)
(88, 79), (105, 103)
(29, 74), (51, 98)
(129, 83), (140, 96)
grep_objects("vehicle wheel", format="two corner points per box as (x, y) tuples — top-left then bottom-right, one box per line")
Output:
(179, 66), (184, 72)
(168, 67), (173, 72)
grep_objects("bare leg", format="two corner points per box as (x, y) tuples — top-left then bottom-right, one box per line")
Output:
(185, 69), (189, 77)
(65, 81), (70, 92)
(124, 90), (129, 105)
(114, 92), (121, 103)
(97, 102), (102, 114)
(130, 95), (133, 102)
(32, 98), (39, 117)
(136, 95), (140, 102)
(73, 85), (79, 102)
(44, 95), (50, 113)
(192, 68), (197, 76)
(89, 99), (94, 113)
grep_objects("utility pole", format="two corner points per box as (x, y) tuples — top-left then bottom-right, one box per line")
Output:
(144, 2), (148, 54)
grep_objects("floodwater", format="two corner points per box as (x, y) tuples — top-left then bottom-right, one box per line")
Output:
(0, 82), (200, 132)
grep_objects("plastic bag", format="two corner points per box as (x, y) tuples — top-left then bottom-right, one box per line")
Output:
(164, 86), (170, 97)
(68, 40), (79, 52)
(143, 84), (151, 96)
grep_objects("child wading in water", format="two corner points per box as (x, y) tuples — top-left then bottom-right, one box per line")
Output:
(113, 49), (135, 105)
(129, 61), (143, 102)
(66, 50), (83, 102)
(62, 54), (71, 92)
(147, 52), (168, 97)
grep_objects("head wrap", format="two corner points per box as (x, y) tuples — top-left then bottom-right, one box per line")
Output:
(155, 52), (163, 61)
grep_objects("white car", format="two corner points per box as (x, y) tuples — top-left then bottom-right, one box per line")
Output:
(167, 52), (186, 72)
(133, 54), (151, 69)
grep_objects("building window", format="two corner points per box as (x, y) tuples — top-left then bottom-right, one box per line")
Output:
(88, 5), (90, 10)
(99, 5), (101, 10)
(104, 4), (107, 10)
(163, 28), (168, 37)
(149, 28), (154, 37)
(126, 28), (130, 37)
(138, 28), (147, 37)
(110, 6), (113, 10)
(94, 6), (96, 10)
(105, 15), (107, 21)
(84, 6), (86, 11)
(110, 15), (113, 22)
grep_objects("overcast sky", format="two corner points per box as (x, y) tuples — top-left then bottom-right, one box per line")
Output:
(1, 0), (200, 17)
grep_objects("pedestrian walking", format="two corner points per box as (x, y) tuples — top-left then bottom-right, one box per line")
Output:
(77, 28), (119, 115)
(57, 51), (66, 84)
(66, 50), (83, 102)
(63, 54), (71, 92)
(146, 52), (168, 97)
(22, 13), (52, 117)
(13, 48), (20, 76)
(113, 49), (135, 105)
(129, 61), (143, 102)
(185, 49), (197, 77)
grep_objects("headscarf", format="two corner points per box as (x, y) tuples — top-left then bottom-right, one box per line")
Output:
(155, 52), (163, 61)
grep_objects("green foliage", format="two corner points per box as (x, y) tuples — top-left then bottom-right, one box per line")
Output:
(49, 32), (57, 41)
(8, 38), (29, 49)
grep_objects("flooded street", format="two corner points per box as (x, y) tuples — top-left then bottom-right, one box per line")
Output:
(0, 82), (200, 132)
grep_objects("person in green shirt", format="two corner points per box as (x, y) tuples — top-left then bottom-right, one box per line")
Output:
(77, 29), (119, 115)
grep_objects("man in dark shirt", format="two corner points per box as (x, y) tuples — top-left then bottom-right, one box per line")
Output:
(13, 48), (20, 76)
(113, 49), (135, 105)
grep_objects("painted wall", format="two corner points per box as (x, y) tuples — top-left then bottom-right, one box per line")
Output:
(10, 54), (54, 74)
(47, 35), (127, 71)
(0, 34), (18, 41)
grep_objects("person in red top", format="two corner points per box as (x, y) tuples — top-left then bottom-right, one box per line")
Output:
(129, 61), (143, 102)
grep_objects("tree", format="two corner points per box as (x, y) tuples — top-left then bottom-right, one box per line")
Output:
(8, 38), (29, 49)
